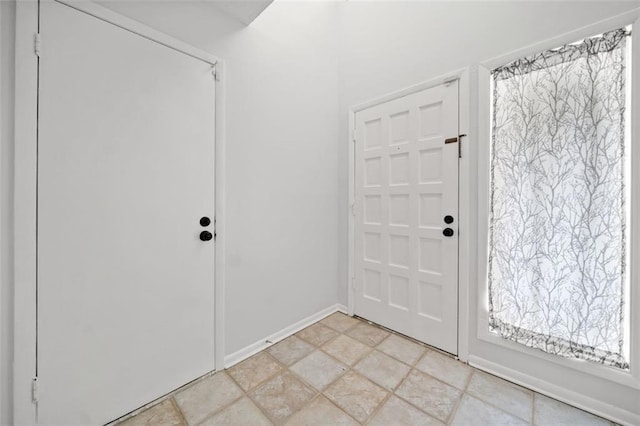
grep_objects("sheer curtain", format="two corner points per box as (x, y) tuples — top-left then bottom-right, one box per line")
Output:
(489, 28), (630, 369)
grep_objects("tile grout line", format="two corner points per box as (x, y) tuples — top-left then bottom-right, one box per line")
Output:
(361, 348), (419, 425)
(349, 319), (468, 425)
(319, 367), (387, 424)
(257, 342), (321, 425)
(111, 369), (219, 425)
(231, 351), (288, 425)
(315, 321), (383, 424)
(244, 386), (277, 426)
(462, 379), (534, 424)
(220, 351), (287, 425)
(279, 314), (367, 425)
(169, 397), (189, 426)
(445, 367), (474, 425)
(315, 317), (393, 424)
(309, 391), (362, 425)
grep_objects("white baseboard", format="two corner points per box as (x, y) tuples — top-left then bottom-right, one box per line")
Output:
(223, 304), (347, 368)
(468, 355), (640, 426)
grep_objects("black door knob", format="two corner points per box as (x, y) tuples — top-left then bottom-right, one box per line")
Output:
(444, 215), (454, 224)
(443, 228), (454, 237)
(200, 231), (213, 241)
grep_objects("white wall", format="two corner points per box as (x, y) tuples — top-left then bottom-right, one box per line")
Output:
(96, 0), (341, 356)
(0, 1), (16, 424)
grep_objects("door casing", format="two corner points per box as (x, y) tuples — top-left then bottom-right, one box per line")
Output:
(13, 1), (227, 423)
(347, 70), (472, 361)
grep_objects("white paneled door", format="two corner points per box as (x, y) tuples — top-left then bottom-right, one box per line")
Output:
(37, 2), (215, 424)
(354, 82), (459, 354)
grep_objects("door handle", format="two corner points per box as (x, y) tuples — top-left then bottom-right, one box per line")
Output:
(199, 231), (213, 241)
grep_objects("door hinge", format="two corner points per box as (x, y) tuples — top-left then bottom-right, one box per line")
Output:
(31, 378), (38, 403)
(34, 33), (41, 57)
(351, 202), (356, 217)
(212, 64), (220, 81)
(213, 216), (217, 240)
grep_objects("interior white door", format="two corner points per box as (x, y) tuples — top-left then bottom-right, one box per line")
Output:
(354, 82), (459, 354)
(37, 3), (215, 424)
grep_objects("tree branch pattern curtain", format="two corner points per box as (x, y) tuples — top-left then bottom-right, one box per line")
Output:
(489, 28), (630, 369)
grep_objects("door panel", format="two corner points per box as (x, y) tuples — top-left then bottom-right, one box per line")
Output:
(354, 82), (459, 354)
(37, 2), (215, 424)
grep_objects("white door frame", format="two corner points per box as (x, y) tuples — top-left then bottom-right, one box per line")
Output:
(347, 69), (471, 361)
(13, 1), (227, 423)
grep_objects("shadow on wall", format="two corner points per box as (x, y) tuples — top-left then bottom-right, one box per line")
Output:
(96, 0), (249, 45)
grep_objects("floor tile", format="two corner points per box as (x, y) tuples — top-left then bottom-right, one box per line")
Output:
(345, 322), (390, 347)
(174, 372), (243, 425)
(324, 370), (388, 423)
(114, 314), (618, 426)
(249, 371), (316, 425)
(118, 399), (184, 426)
(451, 394), (528, 426)
(320, 312), (360, 333)
(368, 395), (444, 426)
(534, 394), (610, 426)
(284, 395), (359, 426)
(321, 334), (371, 366)
(228, 352), (283, 392)
(198, 397), (272, 426)
(268, 336), (315, 366)
(466, 370), (533, 421)
(290, 350), (348, 391)
(395, 369), (461, 422)
(377, 333), (426, 366)
(415, 350), (472, 389)
(354, 350), (410, 390)
(296, 323), (340, 347)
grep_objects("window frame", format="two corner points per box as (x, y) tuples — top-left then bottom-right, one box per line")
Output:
(476, 15), (640, 390)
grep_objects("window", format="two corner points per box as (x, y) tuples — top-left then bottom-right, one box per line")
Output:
(488, 28), (631, 369)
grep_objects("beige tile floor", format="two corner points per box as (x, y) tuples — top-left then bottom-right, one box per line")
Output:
(115, 313), (616, 426)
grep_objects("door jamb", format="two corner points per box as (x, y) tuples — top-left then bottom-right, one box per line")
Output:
(13, 1), (227, 423)
(347, 69), (471, 361)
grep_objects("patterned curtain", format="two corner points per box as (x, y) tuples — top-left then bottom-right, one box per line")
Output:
(489, 28), (630, 369)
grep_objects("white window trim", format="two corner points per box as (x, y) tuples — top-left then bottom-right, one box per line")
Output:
(475, 10), (640, 392)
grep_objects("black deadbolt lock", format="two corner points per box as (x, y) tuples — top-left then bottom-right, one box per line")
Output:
(200, 231), (213, 241)
(200, 217), (211, 227)
(443, 228), (454, 237)
(444, 215), (454, 224)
